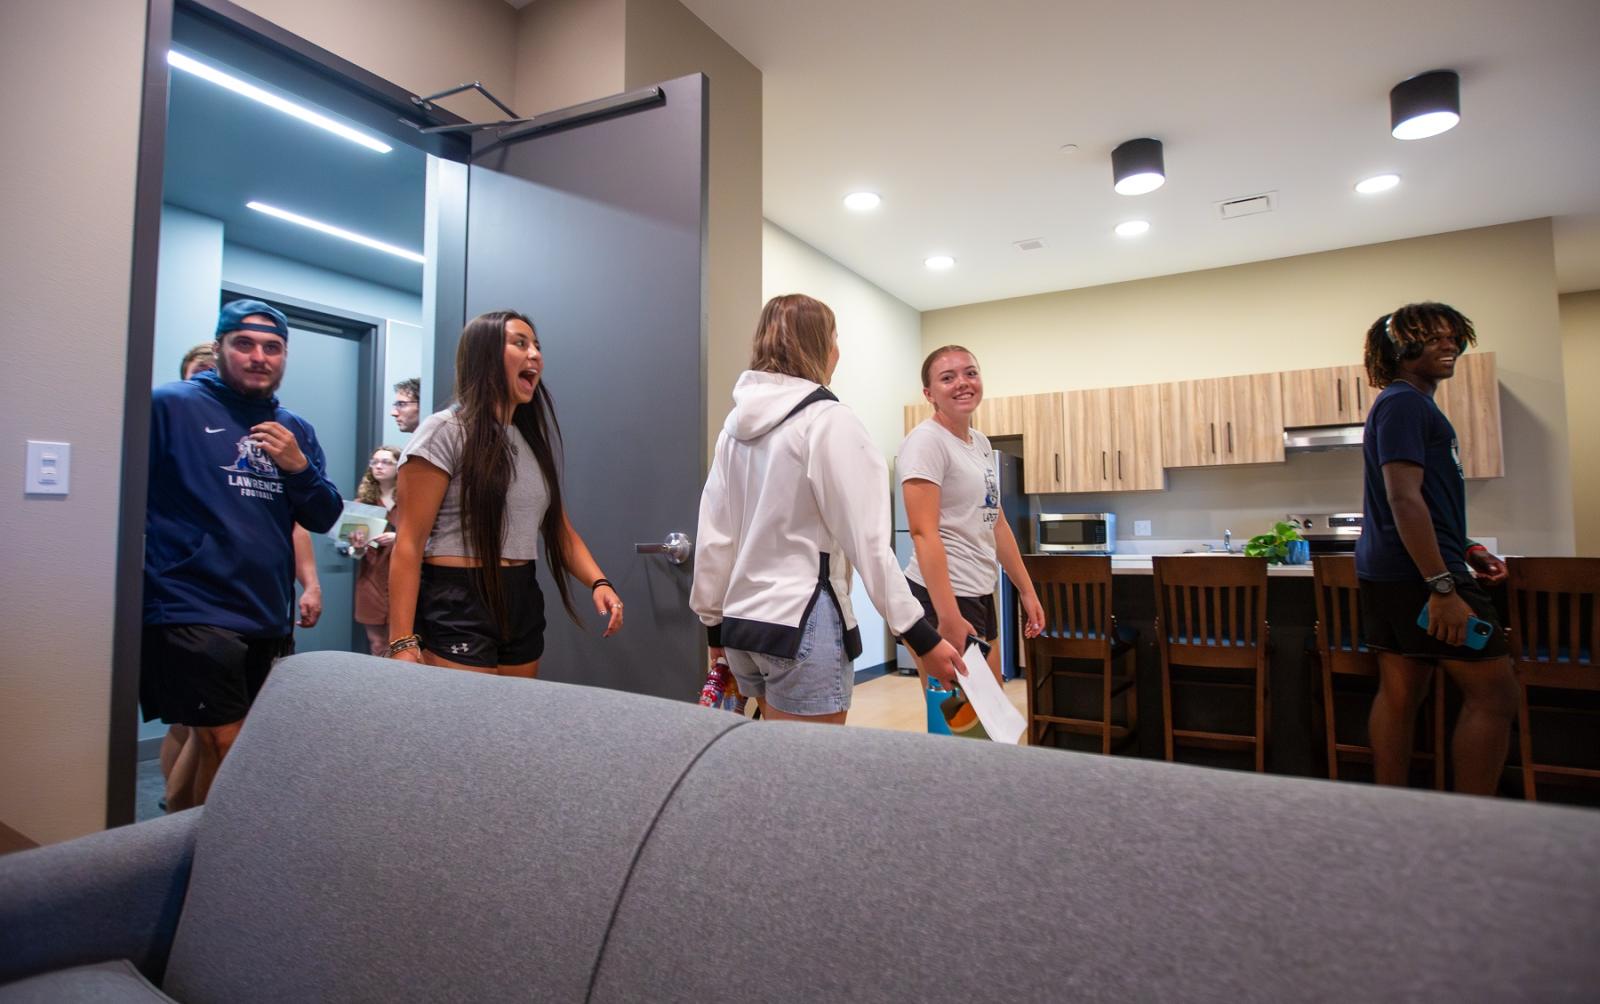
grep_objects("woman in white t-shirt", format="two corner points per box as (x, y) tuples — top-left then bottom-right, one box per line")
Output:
(386, 310), (623, 676)
(898, 345), (1044, 686)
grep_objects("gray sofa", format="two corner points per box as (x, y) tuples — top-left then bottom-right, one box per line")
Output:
(2, 653), (1597, 1002)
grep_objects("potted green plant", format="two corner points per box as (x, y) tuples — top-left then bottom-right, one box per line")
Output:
(1244, 521), (1307, 564)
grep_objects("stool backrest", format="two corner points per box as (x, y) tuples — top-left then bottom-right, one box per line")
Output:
(1151, 556), (1269, 663)
(1023, 555), (1115, 641)
(1506, 557), (1599, 675)
(1311, 555), (1372, 674)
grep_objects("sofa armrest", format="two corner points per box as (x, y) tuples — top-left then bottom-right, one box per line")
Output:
(0, 808), (200, 986)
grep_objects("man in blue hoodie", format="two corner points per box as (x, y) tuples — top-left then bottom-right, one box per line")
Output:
(142, 299), (343, 808)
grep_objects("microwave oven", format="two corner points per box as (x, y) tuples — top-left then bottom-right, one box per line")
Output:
(1032, 513), (1115, 554)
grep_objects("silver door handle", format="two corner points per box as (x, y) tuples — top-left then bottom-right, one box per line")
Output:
(635, 531), (693, 565)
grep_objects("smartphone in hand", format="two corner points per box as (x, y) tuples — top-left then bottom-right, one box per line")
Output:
(1416, 604), (1494, 651)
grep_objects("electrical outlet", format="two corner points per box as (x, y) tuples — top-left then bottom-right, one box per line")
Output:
(1134, 520), (1152, 537)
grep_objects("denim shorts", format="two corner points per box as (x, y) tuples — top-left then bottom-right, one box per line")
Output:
(725, 599), (851, 716)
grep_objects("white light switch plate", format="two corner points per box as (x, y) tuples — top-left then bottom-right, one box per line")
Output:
(25, 440), (70, 495)
(1134, 520), (1152, 537)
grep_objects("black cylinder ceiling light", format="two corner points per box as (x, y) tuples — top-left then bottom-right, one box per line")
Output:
(1111, 138), (1165, 195)
(1390, 69), (1460, 140)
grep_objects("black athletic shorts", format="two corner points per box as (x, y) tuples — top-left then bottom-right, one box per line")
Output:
(907, 578), (998, 642)
(1359, 573), (1509, 661)
(417, 562), (546, 668)
(140, 625), (294, 727)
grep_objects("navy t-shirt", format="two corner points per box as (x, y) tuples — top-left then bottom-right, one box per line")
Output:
(1356, 381), (1469, 582)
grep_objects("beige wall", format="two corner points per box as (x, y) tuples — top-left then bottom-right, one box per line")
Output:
(624, 0), (762, 459)
(1559, 289), (1600, 556)
(923, 219), (1576, 556)
(0, 0), (148, 845)
(239, 0), (517, 118)
(512, 0), (626, 117)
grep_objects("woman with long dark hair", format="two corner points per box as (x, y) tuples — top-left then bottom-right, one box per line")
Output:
(387, 310), (622, 675)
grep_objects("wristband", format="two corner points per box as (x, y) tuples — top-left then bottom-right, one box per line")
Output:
(591, 577), (613, 592)
(1465, 543), (1488, 556)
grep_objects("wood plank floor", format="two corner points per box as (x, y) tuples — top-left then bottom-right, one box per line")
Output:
(847, 671), (1028, 740)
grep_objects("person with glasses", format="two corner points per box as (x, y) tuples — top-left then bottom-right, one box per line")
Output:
(1356, 301), (1516, 796)
(392, 377), (421, 434)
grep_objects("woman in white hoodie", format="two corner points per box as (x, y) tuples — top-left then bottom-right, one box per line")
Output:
(692, 294), (966, 723)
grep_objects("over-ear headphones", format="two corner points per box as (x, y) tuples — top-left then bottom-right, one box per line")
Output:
(1385, 313), (1424, 361)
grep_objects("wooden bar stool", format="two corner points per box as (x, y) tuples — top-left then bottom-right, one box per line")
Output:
(1022, 555), (1138, 753)
(1310, 555), (1446, 788)
(1506, 557), (1600, 801)
(1151, 556), (1269, 771)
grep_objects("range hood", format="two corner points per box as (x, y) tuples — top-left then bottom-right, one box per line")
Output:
(1283, 425), (1364, 452)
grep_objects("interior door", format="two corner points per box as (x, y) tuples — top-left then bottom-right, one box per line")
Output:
(464, 75), (708, 700)
(274, 323), (362, 654)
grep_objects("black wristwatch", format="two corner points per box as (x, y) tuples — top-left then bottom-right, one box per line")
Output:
(1425, 571), (1456, 595)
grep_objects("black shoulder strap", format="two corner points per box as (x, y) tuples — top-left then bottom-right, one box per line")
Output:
(778, 386), (838, 426)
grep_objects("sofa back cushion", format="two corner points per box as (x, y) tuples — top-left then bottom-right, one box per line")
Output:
(591, 721), (1600, 1001)
(162, 655), (742, 1002)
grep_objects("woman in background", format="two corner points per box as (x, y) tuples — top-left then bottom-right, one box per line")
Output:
(352, 446), (401, 656)
(387, 310), (622, 675)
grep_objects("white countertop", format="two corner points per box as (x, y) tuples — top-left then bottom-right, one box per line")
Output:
(1028, 535), (1498, 577)
(1106, 554), (1313, 577)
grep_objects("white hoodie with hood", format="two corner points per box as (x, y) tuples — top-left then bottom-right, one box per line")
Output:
(691, 370), (940, 659)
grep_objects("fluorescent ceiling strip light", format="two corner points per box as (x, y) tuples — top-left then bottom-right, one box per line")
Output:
(247, 201), (424, 263)
(168, 50), (392, 153)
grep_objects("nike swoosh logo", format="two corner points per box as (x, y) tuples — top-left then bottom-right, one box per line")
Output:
(205, 427), (226, 434)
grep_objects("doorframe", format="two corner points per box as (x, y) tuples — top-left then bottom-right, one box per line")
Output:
(110, 0), (473, 828)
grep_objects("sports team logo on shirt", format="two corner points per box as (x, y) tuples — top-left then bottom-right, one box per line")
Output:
(982, 464), (1000, 526)
(222, 435), (285, 500)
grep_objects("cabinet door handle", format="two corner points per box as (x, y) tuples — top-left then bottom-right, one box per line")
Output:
(1336, 378), (1343, 413)
(1117, 450), (1123, 481)
(1101, 450), (1107, 480)
(1209, 422), (1216, 455)
(1227, 421), (1234, 454)
(1054, 453), (1061, 483)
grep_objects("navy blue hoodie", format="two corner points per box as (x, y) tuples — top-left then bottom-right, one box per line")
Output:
(144, 370), (343, 636)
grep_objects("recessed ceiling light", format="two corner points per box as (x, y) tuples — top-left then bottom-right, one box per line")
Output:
(1112, 138), (1166, 195)
(924, 255), (955, 270)
(1114, 220), (1150, 238)
(843, 191), (881, 211)
(246, 201), (424, 262)
(1355, 173), (1401, 194)
(168, 50), (392, 153)
(1390, 70), (1460, 141)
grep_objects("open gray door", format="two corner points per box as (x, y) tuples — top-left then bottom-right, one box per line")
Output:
(465, 75), (707, 701)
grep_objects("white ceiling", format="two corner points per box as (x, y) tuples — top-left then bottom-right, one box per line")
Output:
(676, 0), (1600, 309)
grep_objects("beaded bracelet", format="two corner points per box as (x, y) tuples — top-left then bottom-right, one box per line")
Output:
(387, 633), (421, 656)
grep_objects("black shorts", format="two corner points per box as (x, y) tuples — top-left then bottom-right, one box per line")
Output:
(1359, 574), (1509, 661)
(907, 578), (998, 642)
(140, 625), (294, 727)
(417, 562), (546, 668)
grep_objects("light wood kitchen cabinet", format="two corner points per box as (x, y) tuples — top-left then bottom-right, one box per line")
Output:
(1160, 374), (1284, 468)
(1432, 351), (1504, 478)
(1021, 392), (1066, 494)
(1056, 385), (1165, 493)
(903, 402), (933, 434)
(1111, 383), (1165, 490)
(973, 395), (1025, 436)
(1280, 364), (1369, 426)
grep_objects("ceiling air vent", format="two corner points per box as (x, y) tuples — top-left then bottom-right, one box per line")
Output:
(1216, 192), (1276, 220)
(1013, 238), (1046, 251)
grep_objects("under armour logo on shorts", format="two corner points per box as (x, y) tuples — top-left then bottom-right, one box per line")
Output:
(449, 643), (471, 655)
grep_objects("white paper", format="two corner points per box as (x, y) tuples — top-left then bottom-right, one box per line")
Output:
(324, 500), (389, 551)
(957, 643), (1026, 744)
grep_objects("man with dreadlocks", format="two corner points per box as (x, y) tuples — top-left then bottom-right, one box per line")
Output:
(1355, 301), (1517, 796)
